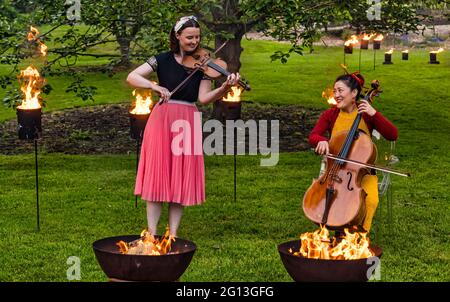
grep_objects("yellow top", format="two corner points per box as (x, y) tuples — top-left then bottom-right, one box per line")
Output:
(331, 109), (370, 137)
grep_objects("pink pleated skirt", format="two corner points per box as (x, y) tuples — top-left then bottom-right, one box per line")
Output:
(134, 100), (205, 206)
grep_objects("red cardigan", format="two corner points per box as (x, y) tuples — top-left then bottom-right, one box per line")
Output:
(309, 107), (398, 147)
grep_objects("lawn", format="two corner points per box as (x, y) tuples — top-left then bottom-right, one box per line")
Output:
(0, 36), (449, 281)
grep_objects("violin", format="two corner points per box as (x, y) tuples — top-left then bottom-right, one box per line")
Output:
(302, 80), (383, 230)
(182, 47), (251, 91)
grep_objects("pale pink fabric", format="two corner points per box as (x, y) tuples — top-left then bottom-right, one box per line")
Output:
(134, 102), (205, 206)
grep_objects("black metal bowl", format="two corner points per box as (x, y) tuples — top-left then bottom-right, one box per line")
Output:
(93, 235), (196, 282)
(278, 240), (382, 282)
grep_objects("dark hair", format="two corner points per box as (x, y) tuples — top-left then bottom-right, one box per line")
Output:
(335, 73), (365, 100)
(169, 19), (200, 54)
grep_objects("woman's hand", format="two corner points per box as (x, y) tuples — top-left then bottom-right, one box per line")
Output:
(315, 141), (329, 155)
(153, 85), (171, 102)
(221, 73), (240, 90)
(358, 100), (377, 116)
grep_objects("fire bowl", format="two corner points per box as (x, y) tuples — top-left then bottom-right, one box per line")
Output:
(278, 240), (382, 282)
(93, 235), (196, 282)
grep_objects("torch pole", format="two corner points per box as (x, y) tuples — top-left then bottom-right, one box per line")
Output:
(358, 46), (362, 72)
(34, 139), (40, 231)
(234, 127), (237, 203)
(343, 52), (346, 66)
(373, 48), (376, 71)
(135, 138), (140, 208)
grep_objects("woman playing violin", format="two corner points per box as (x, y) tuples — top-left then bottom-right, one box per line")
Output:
(127, 15), (240, 237)
(308, 72), (398, 232)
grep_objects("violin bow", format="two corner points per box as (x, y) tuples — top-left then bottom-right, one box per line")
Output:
(159, 41), (229, 104)
(325, 154), (410, 177)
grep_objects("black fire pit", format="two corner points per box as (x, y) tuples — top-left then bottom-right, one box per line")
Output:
(93, 235), (196, 282)
(17, 107), (42, 140)
(278, 240), (382, 282)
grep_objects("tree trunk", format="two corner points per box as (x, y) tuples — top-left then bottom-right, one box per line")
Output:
(116, 36), (132, 67)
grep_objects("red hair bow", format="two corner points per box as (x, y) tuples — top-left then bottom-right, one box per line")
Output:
(350, 72), (364, 88)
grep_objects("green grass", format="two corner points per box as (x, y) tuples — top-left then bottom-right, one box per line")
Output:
(0, 152), (448, 281)
(1, 35), (449, 281)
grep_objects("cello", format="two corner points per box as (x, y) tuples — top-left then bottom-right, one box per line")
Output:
(302, 80), (383, 230)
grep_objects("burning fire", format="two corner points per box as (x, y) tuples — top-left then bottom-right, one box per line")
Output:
(385, 48), (394, 54)
(116, 228), (176, 256)
(27, 26), (47, 56)
(130, 89), (153, 115)
(17, 66), (45, 109)
(322, 87), (336, 106)
(374, 34), (384, 41)
(344, 35), (359, 47)
(362, 33), (375, 41)
(222, 86), (242, 103)
(430, 48), (444, 54)
(17, 26), (48, 110)
(402, 50), (409, 53)
(289, 225), (374, 260)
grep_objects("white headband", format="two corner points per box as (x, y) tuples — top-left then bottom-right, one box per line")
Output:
(174, 15), (198, 33)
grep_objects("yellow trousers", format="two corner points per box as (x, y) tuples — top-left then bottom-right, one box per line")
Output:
(361, 174), (379, 232)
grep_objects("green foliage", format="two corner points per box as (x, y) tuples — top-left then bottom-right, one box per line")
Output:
(65, 75), (97, 101)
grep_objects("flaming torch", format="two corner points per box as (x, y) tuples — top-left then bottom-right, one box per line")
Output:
(278, 225), (382, 282)
(215, 86), (244, 203)
(219, 86), (243, 121)
(15, 26), (48, 231)
(344, 35), (358, 54)
(373, 34), (384, 50)
(429, 48), (444, 64)
(16, 66), (44, 139)
(129, 88), (153, 140)
(360, 34), (374, 50)
(383, 48), (394, 64)
(402, 49), (409, 61)
(372, 34), (384, 70)
(129, 88), (153, 207)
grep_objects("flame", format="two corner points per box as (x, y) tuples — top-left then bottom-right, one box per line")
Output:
(291, 225), (374, 260)
(222, 86), (242, 103)
(130, 89), (152, 115)
(116, 228), (176, 256)
(402, 49), (409, 53)
(344, 35), (359, 47)
(322, 87), (336, 106)
(27, 26), (47, 56)
(362, 33), (375, 41)
(374, 34), (384, 41)
(430, 48), (444, 54)
(385, 48), (394, 54)
(17, 66), (44, 109)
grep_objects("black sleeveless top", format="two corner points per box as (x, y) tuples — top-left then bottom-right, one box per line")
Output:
(149, 51), (206, 103)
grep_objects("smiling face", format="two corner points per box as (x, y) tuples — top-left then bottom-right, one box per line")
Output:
(176, 27), (201, 54)
(333, 80), (358, 111)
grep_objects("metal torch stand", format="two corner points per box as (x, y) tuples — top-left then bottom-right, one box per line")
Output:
(129, 111), (150, 209)
(214, 100), (241, 203)
(17, 107), (42, 231)
(135, 138), (141, 208)
(34, 139), (40, 231)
